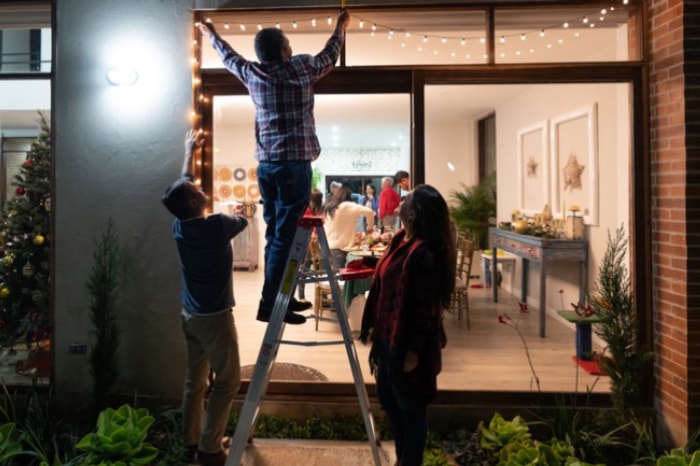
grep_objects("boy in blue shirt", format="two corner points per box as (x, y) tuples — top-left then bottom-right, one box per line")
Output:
(162, 130), (248, 466)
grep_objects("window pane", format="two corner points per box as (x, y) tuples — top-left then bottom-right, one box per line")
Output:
(346, 9), (487, 66)
(199, 8), (488, 68)
(495, 6), (637, 63)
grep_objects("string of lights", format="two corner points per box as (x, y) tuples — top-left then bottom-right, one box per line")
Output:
(206, 1), (629, 46)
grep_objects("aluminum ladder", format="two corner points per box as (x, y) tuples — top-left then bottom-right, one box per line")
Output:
(226, 216), (382, 466)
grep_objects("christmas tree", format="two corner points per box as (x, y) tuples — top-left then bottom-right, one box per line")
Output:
(0, 114), (51, 348)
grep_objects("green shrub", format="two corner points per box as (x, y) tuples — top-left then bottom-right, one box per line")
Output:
(75, 404), (158, 466)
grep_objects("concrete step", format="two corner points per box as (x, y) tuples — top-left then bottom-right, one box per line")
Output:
(239, 439), (397, 466)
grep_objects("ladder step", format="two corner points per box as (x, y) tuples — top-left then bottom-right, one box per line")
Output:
(277, 339), (346, 347)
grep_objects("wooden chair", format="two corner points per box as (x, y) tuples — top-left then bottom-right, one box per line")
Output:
(452, 235), (476, 329)
(309, 239), (337, 331)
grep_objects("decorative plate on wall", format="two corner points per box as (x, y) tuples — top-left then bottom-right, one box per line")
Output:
(218, 184), (232, 199)
(248, 167), (258, 181)
(233, 184), (246, 199)
(217, 167), (232, 182)
(233, 168), (246, 181)
(248, 184), (259, 199)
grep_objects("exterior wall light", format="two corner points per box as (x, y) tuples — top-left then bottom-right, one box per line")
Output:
(106, 67), (139, 85)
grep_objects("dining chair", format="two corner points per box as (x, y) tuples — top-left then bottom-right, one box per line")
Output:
(452, 234), (476, 329)
(308, 239), (337, 331)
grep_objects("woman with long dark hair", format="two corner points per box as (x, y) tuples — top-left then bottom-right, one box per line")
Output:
(360, 184), (456, 466)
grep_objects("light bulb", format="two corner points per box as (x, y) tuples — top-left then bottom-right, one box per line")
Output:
(106, 67), (138, 86)
(520, 33), (526, 41)
(240, 24), (245, 31)
(461, 38), (466, 46)
(292, 21), (297, 29)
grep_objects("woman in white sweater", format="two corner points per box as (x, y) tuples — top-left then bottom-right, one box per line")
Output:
(323, 186), (376, 269)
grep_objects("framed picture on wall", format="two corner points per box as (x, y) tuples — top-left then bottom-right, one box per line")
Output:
(550, 103), (599, 225)
(517, 120), (549, 216)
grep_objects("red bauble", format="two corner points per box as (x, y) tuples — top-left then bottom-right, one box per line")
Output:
(23, 160), (33, 168)
(15, 187), (25, 196)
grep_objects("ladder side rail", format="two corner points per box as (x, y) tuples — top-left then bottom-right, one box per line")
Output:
(226, 223), (313, 466)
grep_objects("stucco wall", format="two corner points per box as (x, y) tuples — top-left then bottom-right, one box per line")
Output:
(54, 0), (193, 404)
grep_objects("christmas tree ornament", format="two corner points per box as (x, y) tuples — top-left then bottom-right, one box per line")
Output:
(22, 262), (35, 278)
(43, 197), (51, 212)
(15, 187), (26, 196)
(0, 287), (9, 299)
(3, 255), (13, 267)
(23, 160), (33, 168)
(33, 235), (45, 246)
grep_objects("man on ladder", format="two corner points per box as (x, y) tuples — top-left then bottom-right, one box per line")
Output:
(199, 9), (351, 327)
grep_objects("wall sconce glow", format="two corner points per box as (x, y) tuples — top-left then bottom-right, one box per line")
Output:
(107, 67), (139, 85)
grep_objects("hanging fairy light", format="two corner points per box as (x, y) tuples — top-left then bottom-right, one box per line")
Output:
(198, 1), (629, 65)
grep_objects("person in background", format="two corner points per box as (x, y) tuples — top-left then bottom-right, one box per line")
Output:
(323, 186), (375, 269)
(358, 183), (379, 232)
(297, 189), (323, 301)
(393, 170), (411, 229)
(305, 189), (324, 217)
(161, 130), (248, 466)
(199, 10), (350, 326)
(379, 176), (400, 232)
(394, 170), (411, 198)
(329, 181), (343, 200)
(360, 185), (456, 466)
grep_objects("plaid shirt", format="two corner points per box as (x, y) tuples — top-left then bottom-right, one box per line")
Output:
(209, 29), (345, 162)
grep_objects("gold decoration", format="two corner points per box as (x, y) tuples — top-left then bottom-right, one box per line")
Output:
(0, 287), (10, 299)
(527, 157), (538, 178)
(33, 235), (45, 246)
(562, 153), (585, 191)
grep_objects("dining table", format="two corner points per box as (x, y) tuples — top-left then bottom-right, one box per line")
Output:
(341, 248), (385, 308)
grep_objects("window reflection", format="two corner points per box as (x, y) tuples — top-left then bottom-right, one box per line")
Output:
(494, 6), (636, 63)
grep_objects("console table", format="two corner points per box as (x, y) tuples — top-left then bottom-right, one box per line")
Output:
(489, 227), (588, 337)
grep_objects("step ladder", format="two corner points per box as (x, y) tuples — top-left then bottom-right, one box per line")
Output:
(226, 216), (382, 466)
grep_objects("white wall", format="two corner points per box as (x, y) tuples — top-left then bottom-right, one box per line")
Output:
(425, 118), (477, 203)
(495, 83), (631, 318)
(54, 0), (193, 403)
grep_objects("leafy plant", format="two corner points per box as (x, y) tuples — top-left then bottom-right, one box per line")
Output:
(75, 404), (158, 466)
(589, 225), (652, 413)
(0, 422), (31, 463)
(449, 174), (496, 249)
(86, 218), (121, 414)
(656, 448), (700, 466)
(480, 413), (531, 453)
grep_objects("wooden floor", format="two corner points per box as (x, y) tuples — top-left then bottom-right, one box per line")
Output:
(233, 268), (610, 394)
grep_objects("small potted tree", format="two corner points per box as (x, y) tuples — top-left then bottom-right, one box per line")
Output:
(449, 174), (497, 250)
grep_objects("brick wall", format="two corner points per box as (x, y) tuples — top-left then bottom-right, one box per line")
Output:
(649, 0), (697, 445)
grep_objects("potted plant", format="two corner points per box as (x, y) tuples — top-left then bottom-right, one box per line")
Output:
(449, 174), (497, 250)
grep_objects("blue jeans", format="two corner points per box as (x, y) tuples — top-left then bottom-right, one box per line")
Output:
(376, 358), (429, 466)
(256, 161), (312, 306)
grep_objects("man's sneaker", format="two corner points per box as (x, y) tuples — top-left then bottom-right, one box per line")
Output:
(289, 297), (312, 313)
(185, 437), (229, 464)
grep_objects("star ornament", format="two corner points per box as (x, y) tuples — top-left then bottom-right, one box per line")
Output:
(562, 153), (585, 191)
(526, 157), (538, 178)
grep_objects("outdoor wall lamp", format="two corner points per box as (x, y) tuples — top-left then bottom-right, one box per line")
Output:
(106, 67), (139, 85)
